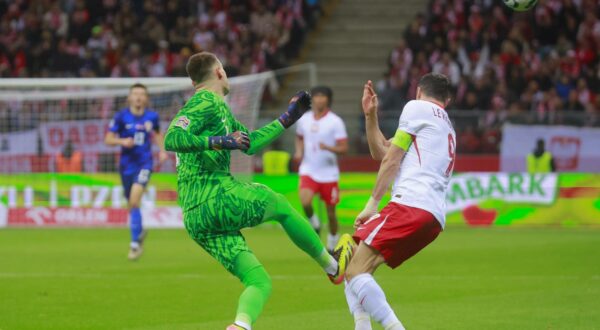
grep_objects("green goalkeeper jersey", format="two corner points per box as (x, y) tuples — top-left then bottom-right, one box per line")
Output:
(164, 89), (284, 211)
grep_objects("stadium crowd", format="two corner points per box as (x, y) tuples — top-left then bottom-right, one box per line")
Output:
(2, 0), (600, 155)
(377, 0), (600, 153)
(0, 0), (321, 78)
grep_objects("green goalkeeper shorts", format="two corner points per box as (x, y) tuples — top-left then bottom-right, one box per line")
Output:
(183, 181), (285, 272)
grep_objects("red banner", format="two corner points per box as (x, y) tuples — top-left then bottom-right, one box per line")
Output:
(6, 207), (183, 227)
(8, 207), (128, 227)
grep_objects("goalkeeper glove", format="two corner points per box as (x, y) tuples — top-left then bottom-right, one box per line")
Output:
(278, 91), (311, 129)
(208, 131), (250, 151)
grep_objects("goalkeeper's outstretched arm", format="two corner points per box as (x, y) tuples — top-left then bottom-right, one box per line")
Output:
(165, 90), (310, 154)
(164, 125), (250, 153)
(164, 126), (210, 153)
(233, 90), (312, 155)
(233, 119), (284, 155)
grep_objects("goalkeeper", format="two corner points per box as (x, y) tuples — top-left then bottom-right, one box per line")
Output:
(164, 52), (354, 330)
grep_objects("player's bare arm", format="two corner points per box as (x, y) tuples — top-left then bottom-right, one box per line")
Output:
(294, 135), (304, 162)
(362, 80), (389, 160)
(319, 139), (348, 155)
(104, 131), (134, 148)
(354, 144), (406, 228)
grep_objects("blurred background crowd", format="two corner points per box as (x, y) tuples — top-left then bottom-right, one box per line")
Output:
(0, 0), (321, 78)
(375, 0), (600, 153)
(1, 0), (599, 155)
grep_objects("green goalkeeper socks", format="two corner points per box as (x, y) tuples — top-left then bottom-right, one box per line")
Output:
(268, 194), (337, 274)
(231, 200), (338, 327)
(233, 252), (272, 327)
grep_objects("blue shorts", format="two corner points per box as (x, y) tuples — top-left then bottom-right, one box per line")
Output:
(120, 168), (152, 199)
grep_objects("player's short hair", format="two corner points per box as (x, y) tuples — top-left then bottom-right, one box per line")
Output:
(418, 73), (452, 103)
(129, 83), (147, 93)
(186, 52), (219, 84)
(310, 86), (333, 106)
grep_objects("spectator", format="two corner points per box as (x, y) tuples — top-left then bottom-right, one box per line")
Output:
(251, 4), (277, 38)
(368, 0), (600, 153)
(1, 1), (315, 78)
(433, 52), (461, 86)
(192, 22), (215, 52)
(43, 3), (69, 37)
(56, 139), (83, 173)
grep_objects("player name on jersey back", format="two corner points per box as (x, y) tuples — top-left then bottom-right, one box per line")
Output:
(390, 100), (456, 228)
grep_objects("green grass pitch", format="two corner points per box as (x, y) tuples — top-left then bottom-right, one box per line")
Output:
(0, 227), (598, 329)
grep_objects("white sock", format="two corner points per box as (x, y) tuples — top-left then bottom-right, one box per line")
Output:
(354, 312), (372, 330)
(345, 280), (372, 330)
(234, 314), (251, 330)
(234, 321), (250, 330)
(320, 248), (338, 275)
(386, 324), (405, 330)
(130, 241), (140, 249)
(327, 233), (340, 251)
(310, 214), (321, 229)
(348, 273), (404, 330)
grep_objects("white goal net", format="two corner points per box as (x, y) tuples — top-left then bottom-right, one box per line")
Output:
(0, 73), (274, 175)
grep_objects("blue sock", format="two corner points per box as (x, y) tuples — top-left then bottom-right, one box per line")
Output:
(130, 208), (143, 243)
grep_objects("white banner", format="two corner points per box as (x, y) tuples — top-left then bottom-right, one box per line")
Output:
(39, 120), (171, 154)
(446, 172), (558, 213)
(0, 130), (38, 156)
(40, 120), (113, 154)
(501, 124), (600, 172)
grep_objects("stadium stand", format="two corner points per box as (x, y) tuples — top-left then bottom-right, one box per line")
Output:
(2, 0), (599, 155)
(0, 0), (321, 79)
(376, 0), (600, 153)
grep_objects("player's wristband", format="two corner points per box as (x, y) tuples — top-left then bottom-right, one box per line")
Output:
(208, 135), (239, 150)
(208, 136), (225, 150)
(208, 132), (250, 151)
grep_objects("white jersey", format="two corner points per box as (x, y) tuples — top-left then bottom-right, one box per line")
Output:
(391, 100), (456, 228)
(296, 110), (347, 182)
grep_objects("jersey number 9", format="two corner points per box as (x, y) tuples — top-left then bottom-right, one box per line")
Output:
(445, 133), (456, 177)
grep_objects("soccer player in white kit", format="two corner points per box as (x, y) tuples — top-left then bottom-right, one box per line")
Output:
(344, 73), (456, 330)
(294, 86), (348, 252)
